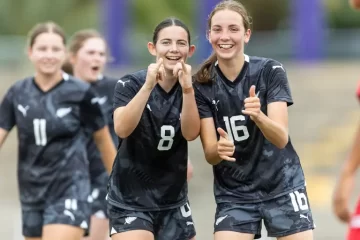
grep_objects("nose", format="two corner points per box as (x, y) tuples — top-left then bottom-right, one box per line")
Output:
(170, 42), (179, 52)
(220, 30), (230, 41)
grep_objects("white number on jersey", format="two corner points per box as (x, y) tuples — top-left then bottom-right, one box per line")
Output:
(157, 125), (175, 151)
(33, 118), (47, 146)
(289, 190), (309, 212)
(223, 115), (249, 142)
(180, 203), (192, 218)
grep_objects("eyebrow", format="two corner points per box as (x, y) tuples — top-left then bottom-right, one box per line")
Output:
(212, 24), (241, 28)
(160, 38), (187, 42)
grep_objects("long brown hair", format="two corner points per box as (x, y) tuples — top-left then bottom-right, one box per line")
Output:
(27, 21), (66, 48)
(195, 0), (252, 83)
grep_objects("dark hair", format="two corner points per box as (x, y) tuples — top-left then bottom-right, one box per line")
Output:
(27, 21), (66, 48)
(195, 0), (252, 83)
(62, 29), (107, 75)
(152, 17), (191, 44)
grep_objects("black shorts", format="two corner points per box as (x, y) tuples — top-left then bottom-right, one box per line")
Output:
(22, 198), (91, 238)
(108, 202), (196, 240)
(90, 171), (109, 218)
(214, 187), (315, 239)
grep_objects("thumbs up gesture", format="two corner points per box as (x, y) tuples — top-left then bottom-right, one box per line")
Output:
(217, 128), (236, 162)
(242, 85), (261, 121)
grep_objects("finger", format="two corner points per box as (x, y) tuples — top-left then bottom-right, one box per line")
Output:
(173, 62), (182, 77)
(219, 155), (236, 162)
(217, 127), (229, 140)
(157, 65), (165, 81)
(219, 140), (235, 148)
(218, 146), (235, 153)
(181, 60), (187, 73)
(161, 64), (166, 78)
(155, 58), (164, 70)
(242, 110), (255, 116)
(244, 103), (261, 109)
(244, 97), (260, 104)
(249, 85), (256, 97)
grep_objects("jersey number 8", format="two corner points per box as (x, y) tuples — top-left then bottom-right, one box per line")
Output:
(223, 115), (249, 142)
(157, 125), (175, 151)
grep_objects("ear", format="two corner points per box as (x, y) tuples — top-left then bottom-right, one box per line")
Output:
(147, 42), (156, 56)
(244, 29), (251, 44)
(69, 53), (76, 66)
(187, 45), (196, 58)
(27, 47), (33, 59)
(206, 30), (211, 44)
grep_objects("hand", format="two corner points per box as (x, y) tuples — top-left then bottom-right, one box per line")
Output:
(217, 127), (236, 162)
(333, 196), (351, 223)
(144, 58), (166, 90)
(242, 85), (261, 121)
(173, 60), (193, 93)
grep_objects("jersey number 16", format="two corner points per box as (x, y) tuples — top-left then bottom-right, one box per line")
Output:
(223, 115), (249, 142)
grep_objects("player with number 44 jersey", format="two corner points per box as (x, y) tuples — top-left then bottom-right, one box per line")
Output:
(107, 17), (198, 240)
(192, 1), (315, 239)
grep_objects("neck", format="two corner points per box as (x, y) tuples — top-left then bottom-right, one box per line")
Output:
(217, 54), (245, 81)
(158, 70), (178, 92)
(34, 71), (63, 92)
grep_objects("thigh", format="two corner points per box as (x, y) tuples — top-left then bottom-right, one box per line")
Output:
(262, 187), (315, 239)
(214, 202), (261, 239)
(22, 209), (43, 238)
(42, 224), (84, 240)
(156, 202), (196, 240)
(90, 172), (109, 219)
(83, 216), (110, 240)
(107, 203), (154, 238)
(43, 198), (91, 235)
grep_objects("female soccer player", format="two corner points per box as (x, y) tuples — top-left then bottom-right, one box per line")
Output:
(333, 84), (360, 240)
(64, 29), (118, 240)
(107, 17), (199, 240)
(193, 1), (315, 239)
(0, 22), (116, 240)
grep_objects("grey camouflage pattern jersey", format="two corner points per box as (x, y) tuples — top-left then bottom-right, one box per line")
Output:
(107, 69), (188, 211)
(0, 73), (106, 210)
(193, 55), (305, 204)
(86, 75), (119, 178)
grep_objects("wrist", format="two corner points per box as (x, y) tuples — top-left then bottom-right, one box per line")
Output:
(182, 86), (194, 94)
(142, 83), (154, 92)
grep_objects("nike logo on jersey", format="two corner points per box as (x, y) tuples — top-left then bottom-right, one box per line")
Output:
(146, 104), (152, 112)
(124, 216), (137, 224)
(91, 96), (108, 105)
(212, 100), (220, 111)
(17, 104), (29, 117)
(118, 79), (130, 87)
(80, 220), (88, 229)
(215, 215), (228, 225)
(56, 107), (72, 118)
(300, 214), (310, 222)
(64, 209), (75, 221)
(272, 65), (285, 72)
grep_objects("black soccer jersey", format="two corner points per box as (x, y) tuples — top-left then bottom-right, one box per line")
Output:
(194, 55), (305, 204)
(0, 73), (106, 209)
(107, 69), (188, 211)
(86, 75), (118, 178)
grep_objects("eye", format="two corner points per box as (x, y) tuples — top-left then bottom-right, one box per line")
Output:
(230, 27), (239, 32)
(178, 41), (187, 46)
(161, 41), (170, 45)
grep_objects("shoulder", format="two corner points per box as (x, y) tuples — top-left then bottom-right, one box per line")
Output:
(7, 76), (34, 95)
(116, 69), (147, 89)
(102, 75), (119, 86)
(247, 55), (283, 71)
(64, 73), (91, 92)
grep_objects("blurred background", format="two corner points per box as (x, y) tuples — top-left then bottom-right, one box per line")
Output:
(1, 0), (360, 239)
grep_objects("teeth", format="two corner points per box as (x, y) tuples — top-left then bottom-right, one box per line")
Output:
(167, 57), (181, 60)
(219, 44), (233, 49)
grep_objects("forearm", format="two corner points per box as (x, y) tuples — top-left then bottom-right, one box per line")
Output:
(181, 88), (200, 141)
(204, 144), (223, 165)
(334, 173), (355, 203)
(253, 111), (288, 149)
(0, 128), (9, 150)
(114, 86), (152, 138)
(94, 130), (117, 174)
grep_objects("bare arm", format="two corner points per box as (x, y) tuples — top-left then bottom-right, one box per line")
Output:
(0, 128), (9, 149)
(253, 102), (289, 149)
(93, 126), (117, 174)
(181, 87), (200, 141)
(199, 118), (223, 165)
(187, 157), (194, 181)
(114, 86), (152, 138)
(333, 123), (360, 222)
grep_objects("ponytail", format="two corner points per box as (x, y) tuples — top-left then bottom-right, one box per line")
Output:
(195, 52), (217, 83)
(62, 60), (73, 75)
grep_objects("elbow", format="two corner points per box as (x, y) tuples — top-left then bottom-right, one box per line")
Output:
(204, 152), (221, 166)
(114, 124), (130, 139)
(276, 139), (288, 149)
(184, 132), (199, 141)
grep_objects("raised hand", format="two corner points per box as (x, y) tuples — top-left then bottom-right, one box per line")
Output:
(173, 60), (193, 92)
(217, 127), (236, 162)
(144, 58), (166, 90)
(242, 85), (261, 121)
